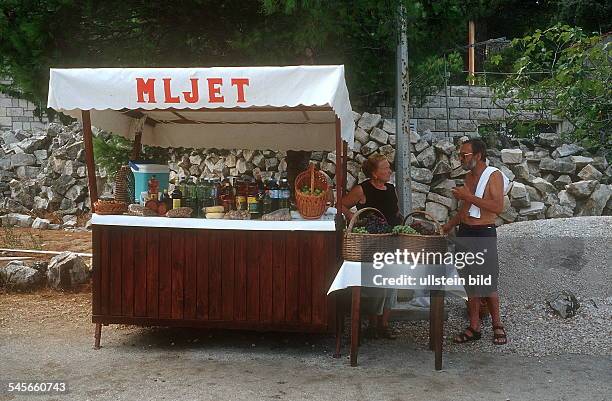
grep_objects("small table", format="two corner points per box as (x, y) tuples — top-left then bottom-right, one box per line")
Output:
(328, 261), (467, 370)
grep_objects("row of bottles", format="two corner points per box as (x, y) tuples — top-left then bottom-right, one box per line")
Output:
(168, 176), (291, 218)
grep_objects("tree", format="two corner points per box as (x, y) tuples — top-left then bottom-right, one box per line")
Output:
(489, 24), (611, 152)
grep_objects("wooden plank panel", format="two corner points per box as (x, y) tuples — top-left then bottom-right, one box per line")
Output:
(310, 232), (326, 326)
(208, 231), (223, 320)
(284, 233), (299, 322)
(221, 232), (235, 321)
(100, 228), (110, 316)
(121, 229), (135, 317)
(196, 230), (209, 320)
(109, 228), (122, 316)
(259, 232), (273, 322)
(246, 231), (260, 321)
(298, 232), (312, 324)
(146, 229), (159, 318)
(183, 231), (197, 320)
(272, 232), (286, 323)
(158, 229), (172, 319)
(233, 231), (247, 321)
(171, 230), (185, 320)
(133, 228), (148, 317)
(92, 227), (101, 315)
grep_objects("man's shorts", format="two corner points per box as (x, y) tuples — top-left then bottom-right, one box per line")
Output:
(454, 223), (499, 297)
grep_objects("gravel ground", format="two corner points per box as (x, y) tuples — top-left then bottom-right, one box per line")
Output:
(391, 216), (612, 357)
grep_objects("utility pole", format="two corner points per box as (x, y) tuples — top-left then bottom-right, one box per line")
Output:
(395, 2), (412, 216)
(468, 20), (476, 85)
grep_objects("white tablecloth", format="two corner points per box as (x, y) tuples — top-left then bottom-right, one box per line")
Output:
(91, 207), (337, 231)
(328, 261), (467, 299)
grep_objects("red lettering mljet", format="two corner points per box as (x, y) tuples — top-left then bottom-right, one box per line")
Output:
(136, 77), (250, 104)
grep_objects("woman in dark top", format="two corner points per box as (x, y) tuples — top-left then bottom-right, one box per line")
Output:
(341, 154), (401, 339)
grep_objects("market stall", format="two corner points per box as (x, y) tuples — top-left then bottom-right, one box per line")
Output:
(47, 66), (354, 348)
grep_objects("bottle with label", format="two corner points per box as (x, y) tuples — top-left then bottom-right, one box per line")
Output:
(187, 177), (198, 213)
(268, 179), (279, 211)
(278, 178), (290, 210)
(247, 179), (260, 218)
(235, 179), (247, 211)
(171, 184), (183, 209)
(220, 179), (235, 212)
(161, 189), (172, 211)
(148, 175), (160, 199)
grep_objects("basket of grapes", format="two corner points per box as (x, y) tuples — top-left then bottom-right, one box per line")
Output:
(394, 211), (447, 253)
(295, 163), (329, 220)
(342, 207), (397, 262)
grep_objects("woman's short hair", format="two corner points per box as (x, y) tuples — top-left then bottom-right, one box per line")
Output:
(362, 154), (388, 178)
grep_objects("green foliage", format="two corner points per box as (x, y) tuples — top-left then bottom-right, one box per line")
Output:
(93, 133), (170, 179)
(92, 135), (133, 179)
(489, 24), (611, 152)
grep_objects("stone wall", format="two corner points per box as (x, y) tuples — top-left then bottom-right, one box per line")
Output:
(0, 111), (610, 230)
(0, 78), (48, 132)
(372, 85), (565, 139)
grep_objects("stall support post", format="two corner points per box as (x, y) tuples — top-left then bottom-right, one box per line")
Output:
(334, 118), (344, 205)
(342, 141), (348, 193)
(81, 110), (99, 207)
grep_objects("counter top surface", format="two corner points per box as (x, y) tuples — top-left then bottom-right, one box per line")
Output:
(91, 210), (338, 231)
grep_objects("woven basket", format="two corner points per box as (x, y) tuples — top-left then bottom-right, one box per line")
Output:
(114, 165), (132, 204)
(94, 200), (128, 215)
(295, 163), (329, 220)
(395, 211), (448, 254)
(342, 207), (396, 262)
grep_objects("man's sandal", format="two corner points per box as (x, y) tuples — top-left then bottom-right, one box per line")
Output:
(453, 326), (481, 344)
(492, 325), (507, 345)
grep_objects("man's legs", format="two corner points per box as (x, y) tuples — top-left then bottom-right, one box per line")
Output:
(486, 292), (507, 344)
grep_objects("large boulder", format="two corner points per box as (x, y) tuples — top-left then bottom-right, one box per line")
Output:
(537, 132), (562, 148)
(32, 217), (51, 230)
(47, 252), (90, 290)
(577, 164), (603, 181)
(0, 213), (33, 228)
(0, 261), (45, 291)
(539, 158), (576, 174)
(530, 177), (556, 194)
(433, 140), (455, 156)
(369, 127), (389, 144)
(577, 184), (612, 216)
(500, 148), (523, 164)
(518, 201), (545, 216)
(551, 143), (583, 159)
(425, 201), (449, 222)
(558, 190), (576, 210)
(410, 167), (433, 184)
(416, 146), (436, 168)
(553, 175), (572, 190)
(9, 153), (37, 168)
(566, 180), (598, 199)
(546, 204), (574, 219)
(357, 112), (382, 131)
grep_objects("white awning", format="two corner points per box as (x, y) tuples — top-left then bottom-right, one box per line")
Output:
(47, 66), (354, 151)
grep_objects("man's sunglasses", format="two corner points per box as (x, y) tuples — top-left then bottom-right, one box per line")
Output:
(458, 152), (473, 159)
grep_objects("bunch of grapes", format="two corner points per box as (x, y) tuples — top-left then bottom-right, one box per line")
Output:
(352, 227), (368, 234)
(410, 220), (436, 235)
(357, 214), (392, 234)
(392, 225), (417, 235)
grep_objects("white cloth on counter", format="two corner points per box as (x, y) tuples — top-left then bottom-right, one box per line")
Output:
(468, 166), (510, 218)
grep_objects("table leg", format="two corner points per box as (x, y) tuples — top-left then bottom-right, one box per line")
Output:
(350, 287), (361, 367)
(431, 290), (445, 370)
(334, 305), (344, 358)
(429, 296), (434, 351)
(94, 323), (102, 349)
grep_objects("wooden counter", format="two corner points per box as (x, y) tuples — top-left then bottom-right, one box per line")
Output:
(91, 215), (341, 347)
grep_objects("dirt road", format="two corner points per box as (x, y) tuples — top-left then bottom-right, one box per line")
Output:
(1, 290), (610, 401)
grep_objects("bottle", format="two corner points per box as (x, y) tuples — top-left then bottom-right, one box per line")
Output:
(235, 179), (247, 211)
(247, 179), (260, 218)
(269, 179), (279, 211)
(211, 179), (221, 206)
(262, 180), (272, 215)
(278, 178), (290, 210)
(171, 184), (183, 209)
(220, 179), (235, 212)
(161, 189), (172, 211)
(188, 177), (198, 216)
(148, 175), (159, 199)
